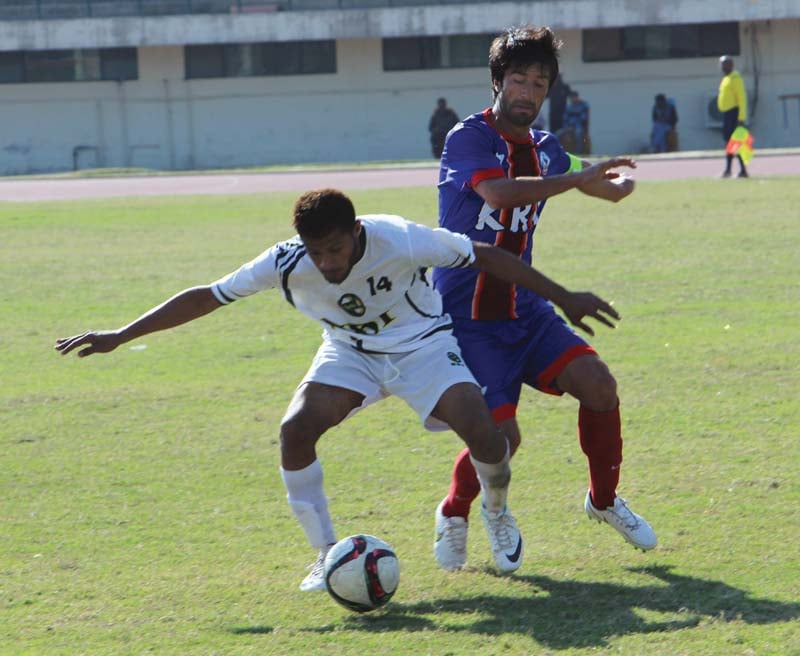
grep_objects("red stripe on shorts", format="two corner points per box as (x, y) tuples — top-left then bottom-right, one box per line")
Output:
(491, 403), (518, 423)
(536, 344), (598, 395)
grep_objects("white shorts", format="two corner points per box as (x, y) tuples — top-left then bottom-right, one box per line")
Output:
(298, 332), (479, 431)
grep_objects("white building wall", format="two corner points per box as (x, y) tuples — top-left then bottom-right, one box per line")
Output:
(0, 7), (798, 173)
(3, 0), (800, 49)
(555, 20), (800, 155)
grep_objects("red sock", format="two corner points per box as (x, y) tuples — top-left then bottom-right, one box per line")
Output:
(578, 403), (623, 509)
(441, 447), (481, 519)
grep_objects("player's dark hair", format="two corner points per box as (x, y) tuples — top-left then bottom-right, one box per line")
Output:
(489, 26), (562, 99)
(293, 188), (356, 239)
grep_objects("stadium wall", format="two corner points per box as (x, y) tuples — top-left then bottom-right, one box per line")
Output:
(0, 8), (798, 174)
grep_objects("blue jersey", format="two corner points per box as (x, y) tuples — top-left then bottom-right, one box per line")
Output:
(434, 108), (573, 321)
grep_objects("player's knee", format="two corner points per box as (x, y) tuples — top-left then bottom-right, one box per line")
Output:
(567, 358), (618, 410)
(587, 366), (618, 410)
(468, 424), (509, 464)
(279, 414), (320, 456)
(457, 420), (489, 449)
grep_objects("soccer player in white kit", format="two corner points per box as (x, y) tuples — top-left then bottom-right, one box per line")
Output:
(55, 188), (619, 591)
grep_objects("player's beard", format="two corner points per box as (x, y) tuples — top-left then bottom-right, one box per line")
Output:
(322, 233), (361, 284)
(502, 97), (539, 128)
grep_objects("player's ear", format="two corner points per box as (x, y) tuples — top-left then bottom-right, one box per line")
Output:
(352, 220), (362, 238)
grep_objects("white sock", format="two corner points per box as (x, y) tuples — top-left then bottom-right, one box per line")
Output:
(280, 459), (337, 549)
(470, 444), (511, 514)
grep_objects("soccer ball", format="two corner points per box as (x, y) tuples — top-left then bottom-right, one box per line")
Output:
(323, 534), (400, 613)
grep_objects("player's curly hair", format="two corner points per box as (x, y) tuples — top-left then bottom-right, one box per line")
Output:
(489, 26), (562, 99)
(293, 188), (356, 239)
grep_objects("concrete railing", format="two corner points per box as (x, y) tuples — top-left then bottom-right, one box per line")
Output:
(0, 0), (482, 20)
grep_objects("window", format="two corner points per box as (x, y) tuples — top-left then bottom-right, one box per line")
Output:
(0, 52), (25, 84)
(383, 33), (494, 71)
(26, 50), (75, 83)
(100, 48), (139, 81)
(446, 33), (492, 68)
(383, 37), (441, 71)
(185, 45), (227, 78)
(254, 41), (336, 76)
(0, 48), (138, 84)
(75, 50), (102, 81)
(185, 41), (336, 79)
(583, 22), (740, 62)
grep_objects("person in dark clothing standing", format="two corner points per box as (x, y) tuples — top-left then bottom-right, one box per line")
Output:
(547, 75), (571, 133)
(429, 98), (460, 159)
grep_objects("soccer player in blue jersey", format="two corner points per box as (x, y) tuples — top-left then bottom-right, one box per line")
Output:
(432, 25), (657, 572)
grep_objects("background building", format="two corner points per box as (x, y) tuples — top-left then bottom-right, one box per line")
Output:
(0, 0), (798, 174)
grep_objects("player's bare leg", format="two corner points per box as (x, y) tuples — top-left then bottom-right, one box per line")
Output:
(280, 382), (365, 590)
(431, 383), (523, 572)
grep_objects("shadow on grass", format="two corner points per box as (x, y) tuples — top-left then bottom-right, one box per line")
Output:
(280, 565), (800, 650)
(230, 625), (273, 635)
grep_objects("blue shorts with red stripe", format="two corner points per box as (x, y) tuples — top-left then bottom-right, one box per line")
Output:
(452, 306), (596, 422)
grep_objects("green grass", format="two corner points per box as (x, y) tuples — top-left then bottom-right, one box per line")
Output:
(2, 178), (799, 655)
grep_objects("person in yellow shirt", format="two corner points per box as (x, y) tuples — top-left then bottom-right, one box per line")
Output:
(717, 55), (748, 178)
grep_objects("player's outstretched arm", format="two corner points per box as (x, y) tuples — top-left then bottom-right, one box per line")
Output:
(55, 286), (223, 358)
(470, 242), (619, 336)
(475, 156), (636, 209)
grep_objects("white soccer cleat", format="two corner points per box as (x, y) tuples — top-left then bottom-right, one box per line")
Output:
(480, 505), (523, 573)
(299, 545), (332, 592)
(434, 499), (469, 571)
(584, 491), (657, 551)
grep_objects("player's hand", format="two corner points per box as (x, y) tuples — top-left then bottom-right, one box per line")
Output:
(611, 174), (636, 199)
(577, 157), (637, 187)
(54, 330), (124, 358)
(558, 292), (620, 336)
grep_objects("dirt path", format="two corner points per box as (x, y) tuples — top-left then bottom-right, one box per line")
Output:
(0, 153), (796, 202)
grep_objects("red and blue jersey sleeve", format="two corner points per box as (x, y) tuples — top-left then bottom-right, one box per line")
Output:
(437, 115), (507, 237)
(441, 122), (505, 189)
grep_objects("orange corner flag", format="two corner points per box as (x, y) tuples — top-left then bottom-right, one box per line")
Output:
(726, 126), (754, 165)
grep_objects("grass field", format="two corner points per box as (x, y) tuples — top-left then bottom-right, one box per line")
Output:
(2, 178), (799, 656)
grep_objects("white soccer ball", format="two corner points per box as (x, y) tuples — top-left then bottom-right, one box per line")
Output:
(324, 534), (400, 612)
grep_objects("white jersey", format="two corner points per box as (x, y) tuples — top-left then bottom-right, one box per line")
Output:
(210, 215), (475, 353)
